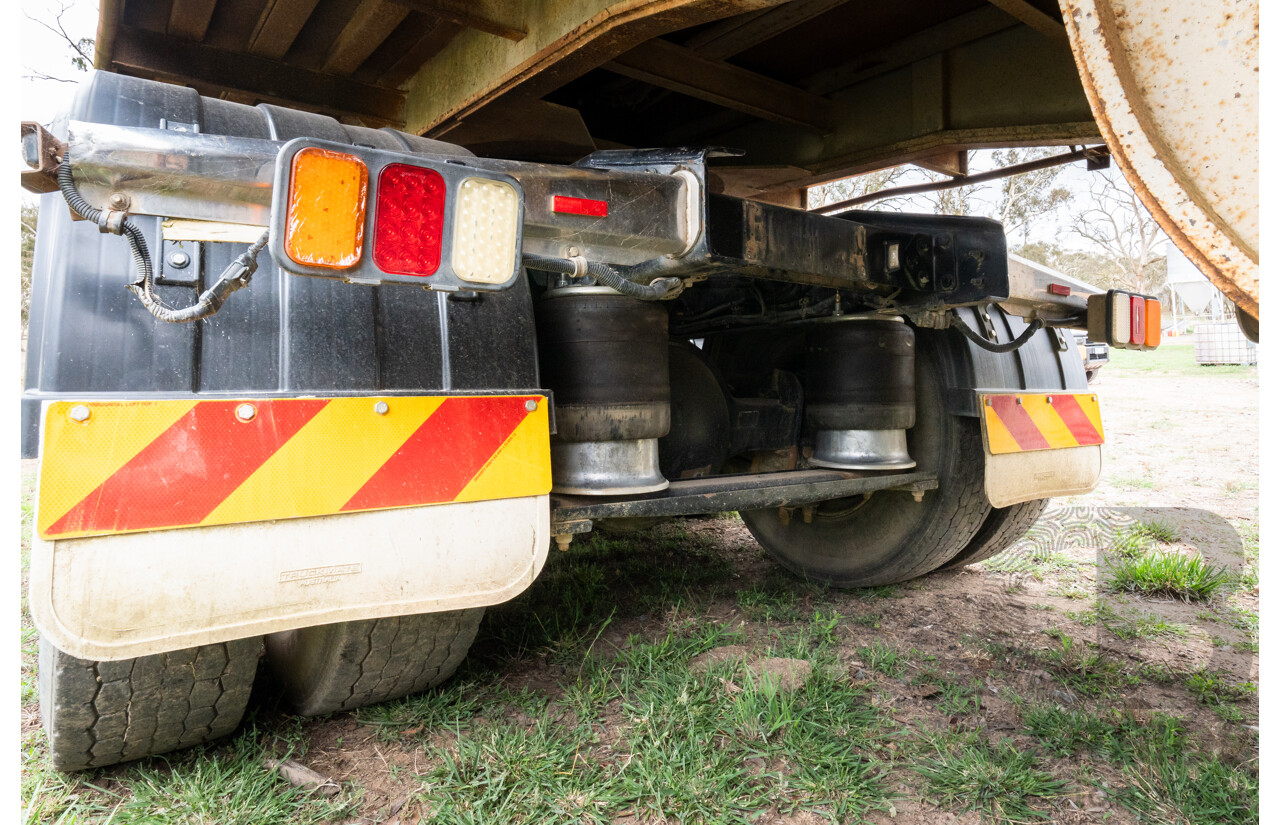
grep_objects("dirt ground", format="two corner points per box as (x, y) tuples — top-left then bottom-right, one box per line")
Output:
(20, 341), (1259, 824)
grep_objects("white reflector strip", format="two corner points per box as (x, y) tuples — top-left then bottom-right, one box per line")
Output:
(1109, 291), (1130, 347)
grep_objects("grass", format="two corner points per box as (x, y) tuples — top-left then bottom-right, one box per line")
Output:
(914, 733), (1066, 823)
(1068, 602), (1188, 640)
(22, 726), (358, 825)
(1106, 551), (1231, 602)
(1022, 703), (1257, 824)
(1106, 339), (1258, 378)
(857, 641), (906, 679)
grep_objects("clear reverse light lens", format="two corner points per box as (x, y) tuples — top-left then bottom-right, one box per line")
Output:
(451, 177), (520, 285)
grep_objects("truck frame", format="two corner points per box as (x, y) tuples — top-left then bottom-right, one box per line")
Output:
(22, 0), (1256, 771)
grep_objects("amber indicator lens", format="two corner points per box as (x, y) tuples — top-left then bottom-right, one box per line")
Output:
(284, 147), (368, 269)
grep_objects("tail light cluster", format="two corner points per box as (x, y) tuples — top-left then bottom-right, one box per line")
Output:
(1087, 289), (1161, 350)
(269, 138), (523, 291)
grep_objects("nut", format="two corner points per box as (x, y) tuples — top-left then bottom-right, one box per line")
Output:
(108, 192), (131, 211)
(68, 404), (91, 422)
(235, 403), (257, 422)
(525, 399), (538, 412)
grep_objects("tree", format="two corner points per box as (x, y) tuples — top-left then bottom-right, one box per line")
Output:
(23, 0), (95, 83)
(808, 164), (912, 211)
(22, 204), (39, 339)
(1070, 170), (1166, 294)
(989, 148), (1072, 244)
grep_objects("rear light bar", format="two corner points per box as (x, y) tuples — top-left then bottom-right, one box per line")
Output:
(269, 138), (524, 291)
(1086, 289), (1161, 350)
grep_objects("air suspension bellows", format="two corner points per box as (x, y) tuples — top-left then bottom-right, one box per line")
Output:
(536, 286), (671, 494)
(805, 318), (916, 470)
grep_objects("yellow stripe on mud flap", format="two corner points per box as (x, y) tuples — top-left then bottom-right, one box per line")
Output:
(202, 397), (446, 525)
(456, 401), (552, 503)
(980, 393), (1105, 455)
(39, 400), (197, 532)
(1020, 395), (1078, 448)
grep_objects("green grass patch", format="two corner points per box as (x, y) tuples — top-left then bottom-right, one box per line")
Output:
(1106, 551), (1230, 602)
(1106, 340), (1257, 378)
(23, 726), (357, 825)
(914, 732), (1066, 822)
(1020, 701), (1257, 824)
(1069, 602), (1187, 640)
(857, 641), (906, 679)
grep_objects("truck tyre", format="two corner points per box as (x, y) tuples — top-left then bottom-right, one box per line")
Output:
(937, 498), (1050, 571)
(39, 636), (262, 772)
(265, 610), (484, 717)
(739, 332), (991, 587)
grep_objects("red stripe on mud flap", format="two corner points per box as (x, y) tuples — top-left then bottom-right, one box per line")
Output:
(989, 395), (1051, 451)
(1050, 394), (1103, 445)
(340, 396), (531, 512)
(46, 400), (329, 536)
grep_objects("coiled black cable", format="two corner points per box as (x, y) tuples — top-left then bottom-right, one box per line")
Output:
(950, 310), (1043, 353)
(58, 161), (267, 323)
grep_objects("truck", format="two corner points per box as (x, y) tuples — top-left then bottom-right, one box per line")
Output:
(21, 0), (1257, 771)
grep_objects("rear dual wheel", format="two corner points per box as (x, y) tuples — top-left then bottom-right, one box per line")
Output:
(264, 609), (485, 717)
(740, 330), (995, 587)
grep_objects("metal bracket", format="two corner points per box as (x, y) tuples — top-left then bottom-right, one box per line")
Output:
(1050, 327), (1071, 352)
(975, 304), (998, 341)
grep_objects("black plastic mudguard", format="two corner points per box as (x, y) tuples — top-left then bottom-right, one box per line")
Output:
(22, 72), (540, 457)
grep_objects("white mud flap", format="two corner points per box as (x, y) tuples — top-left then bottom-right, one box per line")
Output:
(30, 496), (550, 661)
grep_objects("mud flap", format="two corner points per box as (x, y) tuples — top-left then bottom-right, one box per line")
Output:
(29, 495), (551, 661)
(984, 446), (1102, 508)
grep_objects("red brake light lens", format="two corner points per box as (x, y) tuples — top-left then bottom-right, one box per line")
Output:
(373, 163), (446, 277)
(1129, 294), (1146, 346)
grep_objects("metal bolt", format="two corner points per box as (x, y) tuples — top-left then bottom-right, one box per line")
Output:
(567, 246), (580, 258)
(554, 534), (573, 552)
(525, 399), (538, 412)
(167, 251), (191, 269)
(108, 192), (131, 211)
(374, 400), (389, 415)
(236, 403), (257, 422)
(1016, 397), (1024, 406)
(912, 490), (925, 503)
(1046, 395), (1054, 404)
(68, 404), (91, 422)
(984, 397), (992, 406)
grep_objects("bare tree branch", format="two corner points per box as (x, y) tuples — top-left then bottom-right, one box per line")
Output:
(25, 1), (95, 72)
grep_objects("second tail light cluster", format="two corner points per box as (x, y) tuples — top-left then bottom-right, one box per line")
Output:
(1086, 289), (1161, 350)
(269, 139), (524, 291)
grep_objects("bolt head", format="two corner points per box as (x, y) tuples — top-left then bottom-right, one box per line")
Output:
(167, 251), (191, 269)
(525, 399), (538, 412)
(235, 403), (257, 422)
(374, 401), (390, 415)
(1046, 395), (1054, 404)
(68, 404), (91, 422)
(108, 192), (131, 210)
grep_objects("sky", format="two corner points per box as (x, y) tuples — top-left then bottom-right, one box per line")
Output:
(20, 0), (101, 126)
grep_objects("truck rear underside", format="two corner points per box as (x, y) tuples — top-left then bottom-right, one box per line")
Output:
(23, 0), (1255, 771)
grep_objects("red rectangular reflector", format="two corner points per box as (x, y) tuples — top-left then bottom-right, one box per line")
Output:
(1047, 283), (1071, 296)
(1129, 294), (1146, 346)
(373, 163), (445, 277)
(552, 195), (608, 217)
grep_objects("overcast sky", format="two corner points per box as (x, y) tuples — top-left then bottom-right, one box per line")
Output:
(21, 0), (100, 126)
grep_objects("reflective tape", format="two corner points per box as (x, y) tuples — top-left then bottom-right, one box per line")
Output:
(980, 393), (1104, 455)
(38, 395), (550, 539)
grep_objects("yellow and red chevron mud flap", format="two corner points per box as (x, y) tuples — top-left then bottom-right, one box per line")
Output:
(38, 395), (550, 540)
(979, 393), (1104, 455)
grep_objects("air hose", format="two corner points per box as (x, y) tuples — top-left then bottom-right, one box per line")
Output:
(58, 162), (267, 323)
(950, 310), (1044, 353)
(523, 253), (683, 300)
